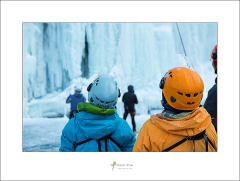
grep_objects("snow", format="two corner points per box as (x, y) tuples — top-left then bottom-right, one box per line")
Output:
(23, 118), (68, 152)
(23, 113), (158, 152)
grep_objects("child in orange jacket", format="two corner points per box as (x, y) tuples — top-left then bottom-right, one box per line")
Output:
(133, 67), (217, 152)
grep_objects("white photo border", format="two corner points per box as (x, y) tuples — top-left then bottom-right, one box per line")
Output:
(1, 1), (239, 180)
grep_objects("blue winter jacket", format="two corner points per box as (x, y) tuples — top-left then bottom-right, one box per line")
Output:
(66, 93), (86, 111)
(59, 111), (136, 152)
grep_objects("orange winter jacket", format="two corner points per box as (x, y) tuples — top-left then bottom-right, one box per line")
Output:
(133, 107), (217, 152)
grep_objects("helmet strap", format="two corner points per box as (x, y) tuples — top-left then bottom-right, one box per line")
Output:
(87, 83), (93, 92)
(161, 93), (191, 114)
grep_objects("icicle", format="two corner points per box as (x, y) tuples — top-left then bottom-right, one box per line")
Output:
(81, 28), (89, 78)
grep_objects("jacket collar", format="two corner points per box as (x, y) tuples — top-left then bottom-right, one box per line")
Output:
(77, 102), (116, 115)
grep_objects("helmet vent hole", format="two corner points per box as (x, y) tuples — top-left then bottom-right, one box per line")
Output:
(90, 98), (94, 103)
(170, 96), (176, 103)
(95, 78), (99, 86)
(185, 94), (191, 97)
(178, 92), (183, 95)
(187, 102), (195, 105)
(194, 93), (198, 97)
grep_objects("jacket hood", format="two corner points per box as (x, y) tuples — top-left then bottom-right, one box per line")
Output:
(128, 85), (134, 93)
(74, 111), (119, 139)
(74, 93), (84, 98)
(149, 107), (211, 137)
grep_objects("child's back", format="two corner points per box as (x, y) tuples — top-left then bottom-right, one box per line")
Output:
(60, 103), (135, 152)
(133, 107), (217, 152)
(60, 75), (135, 152)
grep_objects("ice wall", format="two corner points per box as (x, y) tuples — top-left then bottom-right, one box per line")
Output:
(23, 23), (217, 118)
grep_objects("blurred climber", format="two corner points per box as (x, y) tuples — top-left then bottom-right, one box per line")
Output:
(122, 85), (138, 135)
(66, 86), (86, 119)
(204, 45), (217, 132)
(133, 67), (217, 152)
(60, 75), (135, 152)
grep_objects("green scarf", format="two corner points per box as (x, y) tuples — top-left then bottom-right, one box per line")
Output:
(77, 102), (116, 115)
(162, 110), (194, 119)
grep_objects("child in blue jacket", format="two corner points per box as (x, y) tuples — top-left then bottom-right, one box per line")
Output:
(66, 87), (86, 119)
(60, 75), (136, 152)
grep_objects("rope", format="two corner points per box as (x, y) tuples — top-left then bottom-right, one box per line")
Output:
(176, 23), (187, 57)
(175, 23), (194, 70)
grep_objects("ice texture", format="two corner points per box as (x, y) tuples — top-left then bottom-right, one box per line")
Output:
(23, 23), (217, 118)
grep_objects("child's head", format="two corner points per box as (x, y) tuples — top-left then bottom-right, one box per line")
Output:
(74, 86), (82, 94)
(159, 67), (204, 112)
(128, 85), (134, 93)
(87, 75), (120, 109)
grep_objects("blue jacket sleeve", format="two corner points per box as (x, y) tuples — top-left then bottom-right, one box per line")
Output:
(116, 119), (136, 152)
(59, 119), (75, 152)
(82, 95), (86, 102)
(121, 134), (136, 152)
(66, 95), (72, 104)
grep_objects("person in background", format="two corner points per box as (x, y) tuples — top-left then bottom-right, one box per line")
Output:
(122, 85), (138, 135)
(204, 45), (217, 132)
(60, 75), (135, 152)
(66, 86), (86, 119)
(133, 67), (217, 152)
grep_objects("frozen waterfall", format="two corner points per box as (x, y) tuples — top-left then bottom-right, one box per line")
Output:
(23, 23), (217, 118)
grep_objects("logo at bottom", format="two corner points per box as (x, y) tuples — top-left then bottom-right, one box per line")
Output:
(110, 161), (133, 171)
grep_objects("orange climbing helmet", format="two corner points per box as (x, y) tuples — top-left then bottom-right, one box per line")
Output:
(159, 67), (204, 110)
